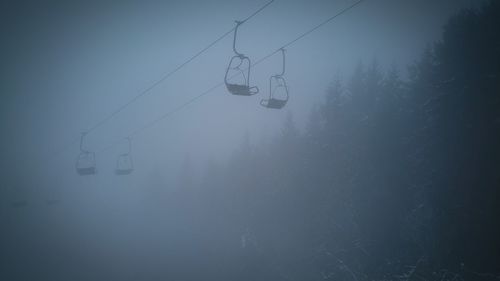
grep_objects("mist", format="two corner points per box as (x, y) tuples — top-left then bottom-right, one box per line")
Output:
(1, 0), (499, 280)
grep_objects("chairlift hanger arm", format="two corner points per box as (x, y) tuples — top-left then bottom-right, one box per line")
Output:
(232, 21), (245, 57)
(279, 48), (286, 76)
(94, 0), (366, 149)
(126, 137), (132, 155)
(80, 132), (88, 153)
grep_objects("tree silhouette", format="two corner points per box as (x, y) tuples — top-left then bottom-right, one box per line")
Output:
(194, 2), (500, 280)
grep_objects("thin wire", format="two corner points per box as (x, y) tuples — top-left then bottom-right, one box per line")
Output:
(85, 28), (234, 134)
(98, 0), (366, 152)
(86, 0), (274, 134)
(98, 82), (224, 153)
(241, 0), (275, 23)
(253, 0), (366, 68)
(55, 0), (275, 155)
(284, 0), (364, 49)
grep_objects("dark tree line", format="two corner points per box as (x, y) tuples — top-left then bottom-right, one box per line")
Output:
(179, 2), (500, 280)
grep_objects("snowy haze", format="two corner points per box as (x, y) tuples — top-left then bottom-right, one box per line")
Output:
(1, 0), (477, 179)
(0, 0), (490, 280)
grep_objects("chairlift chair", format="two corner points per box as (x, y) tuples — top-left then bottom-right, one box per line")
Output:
(225, 21), (259, 96)
(115, 138), (134, 175)
(261, 48), (289, 109)
(76, 132), (97, 176)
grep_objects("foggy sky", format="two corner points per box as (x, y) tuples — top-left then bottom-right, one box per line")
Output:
(0, 0), (484, 211)
(0, 1), (491, 280)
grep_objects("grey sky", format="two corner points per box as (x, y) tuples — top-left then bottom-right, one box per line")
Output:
(0, 0), (484, 191)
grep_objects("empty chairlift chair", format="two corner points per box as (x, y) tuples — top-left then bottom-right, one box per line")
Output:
(76, 132), (97, 176)
(224, 21), (259, 96)
(115, 138), (133, 175)
(261, 48), (289, 109)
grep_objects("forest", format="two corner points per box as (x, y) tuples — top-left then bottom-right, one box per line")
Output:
(173, 2), (500, 280)
(1, 1), (500, 281)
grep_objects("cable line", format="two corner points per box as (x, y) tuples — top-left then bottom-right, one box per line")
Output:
(98, 0), (366, 152)
(55, 0), (275, 154)
(254, 0), (366, 68)
(98, 82), (223, 153)
(84, 0), (274, 134)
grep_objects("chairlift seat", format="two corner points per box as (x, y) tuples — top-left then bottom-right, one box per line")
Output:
(115, 168), (133, 175)
(77, 166), (96, 176)
(261, 98), (287, 109)
(226, 83), (258, 96)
